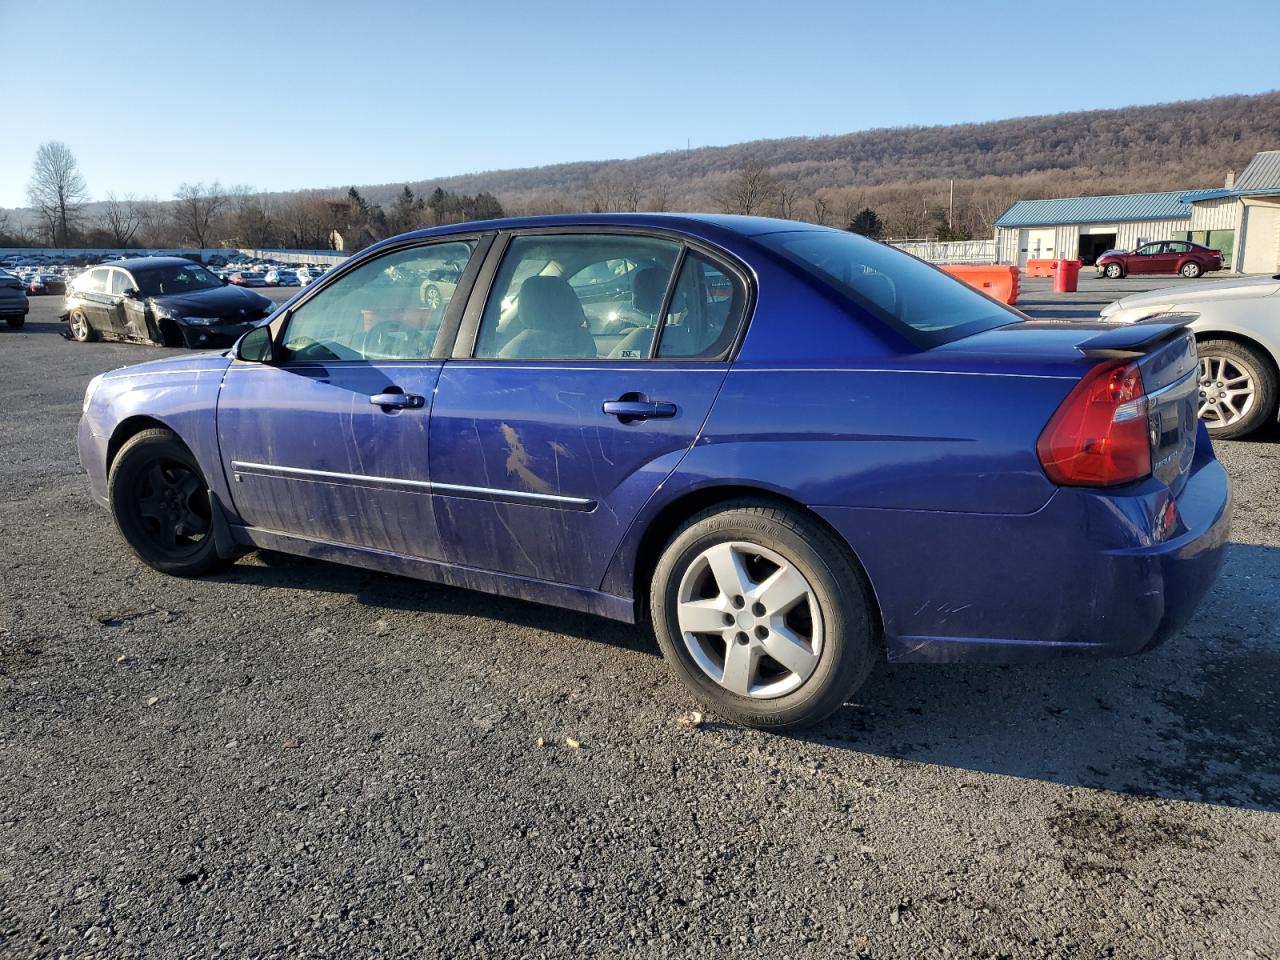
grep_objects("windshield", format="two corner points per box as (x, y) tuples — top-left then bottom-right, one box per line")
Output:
(758, 229), (1021, 346)
(132, 263), (223, 297)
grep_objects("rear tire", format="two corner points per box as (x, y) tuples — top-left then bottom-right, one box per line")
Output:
(68, 310), (95, 342)
(108, 428), (230, 577)
(1104, 263), (1124, 279)
(1197, 339), (1278, 440)
(5, 316), (24, 329)
(650, 500), (877, 731)
(1181, 261), (1203, 279)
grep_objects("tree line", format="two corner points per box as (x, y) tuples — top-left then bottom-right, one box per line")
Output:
(5, 141), (506, 253)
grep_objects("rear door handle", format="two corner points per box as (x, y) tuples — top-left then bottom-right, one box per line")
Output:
(602, 398), (677, 421)
(370, 391), (425, 410)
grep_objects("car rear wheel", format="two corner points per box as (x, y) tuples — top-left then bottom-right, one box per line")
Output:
(68, 310), (94, 342)
(1197, 339), (1278, 439)
(1181, 261), (1203, 279)
(1104, 263), (1124, 279)
(650, 500), (877, 730)
(108, 428), (230, 577)
(5, 316), (24, 329)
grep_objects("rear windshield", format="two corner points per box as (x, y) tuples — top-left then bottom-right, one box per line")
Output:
(132, 263), (223, 297)
(758, 230), (1021, 346)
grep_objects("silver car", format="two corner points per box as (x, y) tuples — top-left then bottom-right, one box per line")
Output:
(1101, 274), (1280, 439)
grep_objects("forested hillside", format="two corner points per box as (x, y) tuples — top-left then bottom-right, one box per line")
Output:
(365, 91), (1280, 239)
(5, 92), (1277, 249)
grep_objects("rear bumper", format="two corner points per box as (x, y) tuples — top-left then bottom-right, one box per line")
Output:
(815, 433), (1232, 663)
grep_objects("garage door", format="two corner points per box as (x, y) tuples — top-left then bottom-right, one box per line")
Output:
(1241, 205), (1280, 274)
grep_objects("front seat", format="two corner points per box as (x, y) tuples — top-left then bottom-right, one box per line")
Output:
(498, 276), (596, 359)
(608, 266), (670, 358)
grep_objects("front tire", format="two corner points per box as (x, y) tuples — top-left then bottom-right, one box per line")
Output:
(1104, 263), (1124, 279)
(650, 500), (877, 731)
(1181, 261), (1203, 279)
(68, 310), (95, 342)
(5, 316), (24, 329)
(107, 428), (229, 577)
(1197, 340), (1278, 440)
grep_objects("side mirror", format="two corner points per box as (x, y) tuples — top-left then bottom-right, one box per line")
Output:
(124, 287), (140, 299)
(237, 324), (276, 364)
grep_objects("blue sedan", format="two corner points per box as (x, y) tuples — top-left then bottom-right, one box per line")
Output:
(77, 214), (1231, 729)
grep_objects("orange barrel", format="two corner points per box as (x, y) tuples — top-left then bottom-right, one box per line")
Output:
(939, 265), (1021, 305)
(1053, 259), (1081, 293)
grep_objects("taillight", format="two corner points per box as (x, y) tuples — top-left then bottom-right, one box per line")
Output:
(1037, 360), (1151, 486)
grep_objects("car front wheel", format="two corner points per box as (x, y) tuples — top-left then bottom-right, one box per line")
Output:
(1197, 339), (1278, 439)
(1104, 263), (1124, 279)
(108, 428), (230, 577)
(5, 316), (24, 329)
(650, 500), (877, 730)
(1181, 261), (1203, 279)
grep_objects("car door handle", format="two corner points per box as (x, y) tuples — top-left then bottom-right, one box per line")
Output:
(370, 391), (425, 410)
(602, 398), (677, 421)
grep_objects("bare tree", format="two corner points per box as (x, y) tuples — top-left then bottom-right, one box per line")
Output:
(774, 181), (801, 220)
(173, 181), (228, 248)
(26, 141), (89, 246)
(646, 179), (673, 212)
(811, 195), (830, 226)
(587, 171), (620, 213)
(619, 173), (643, 213)
(716, 163), (778, 216)
(100, 193), (144, 247)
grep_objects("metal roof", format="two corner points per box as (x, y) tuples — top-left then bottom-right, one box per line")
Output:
(993, 189), (1221, 229)
(1234, 150), (1280, 192)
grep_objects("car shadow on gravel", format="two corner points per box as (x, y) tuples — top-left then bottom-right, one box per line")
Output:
(210, 554), (657, 657)
(812, 542), (1280, 813)
(211, 542), (1279, 811)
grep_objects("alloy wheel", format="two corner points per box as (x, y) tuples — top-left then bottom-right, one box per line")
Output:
(675, 541), (824, 699)
(1199, 354), (1256, 428)
(69, 312), (89, 340)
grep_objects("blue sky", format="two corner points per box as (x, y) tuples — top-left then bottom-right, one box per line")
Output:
(2, 0), (1277, 207)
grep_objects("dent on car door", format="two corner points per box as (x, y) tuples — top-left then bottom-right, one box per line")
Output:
(110, 269), (151, 341)
(216, 237), (486, 559)
(427, 233), (747, 589)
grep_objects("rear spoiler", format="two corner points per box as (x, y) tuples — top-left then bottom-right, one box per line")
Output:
(1074, 313), (1196, 359)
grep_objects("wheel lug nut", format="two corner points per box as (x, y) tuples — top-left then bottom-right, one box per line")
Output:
(722, 613), (735, 626)
(754, 625), (769, 640)
(751, 602), (766, 617)
(735, 632), (749, 645)
(732, 595), (745, 609)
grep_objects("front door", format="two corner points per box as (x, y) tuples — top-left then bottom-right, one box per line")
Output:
(1128, 242), (1164, 274)
(428, 232), (747, 589)
(216, 238), (482, 560)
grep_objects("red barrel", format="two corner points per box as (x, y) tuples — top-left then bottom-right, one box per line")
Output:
(1053, 259), (1081, 293)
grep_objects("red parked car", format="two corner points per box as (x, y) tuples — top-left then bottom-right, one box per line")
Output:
(228, 272), (266, 288)
(1096, 241), (1222, 279)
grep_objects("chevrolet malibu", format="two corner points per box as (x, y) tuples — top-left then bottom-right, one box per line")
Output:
(77, 214), (1232, 730)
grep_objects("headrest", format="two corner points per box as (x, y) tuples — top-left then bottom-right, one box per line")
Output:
(518, 275), (582, 331)
(631, 266), (668, 314)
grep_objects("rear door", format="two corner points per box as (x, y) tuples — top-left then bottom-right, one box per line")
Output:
(427, 232), (748, 588)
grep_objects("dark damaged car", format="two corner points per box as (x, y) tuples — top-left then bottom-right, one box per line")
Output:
(63, 258), (276, 348)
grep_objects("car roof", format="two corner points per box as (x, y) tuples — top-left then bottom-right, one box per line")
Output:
(391, 212), (829, 246)
(98, 256), (205, 271)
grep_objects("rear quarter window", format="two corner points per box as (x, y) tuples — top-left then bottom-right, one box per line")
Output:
(757, 230), (1021, 347)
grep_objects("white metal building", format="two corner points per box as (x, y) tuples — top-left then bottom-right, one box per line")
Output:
(994, 150), (1280, 273)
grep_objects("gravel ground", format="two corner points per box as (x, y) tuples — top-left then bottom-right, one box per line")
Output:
(1, 279), (1278, 959)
